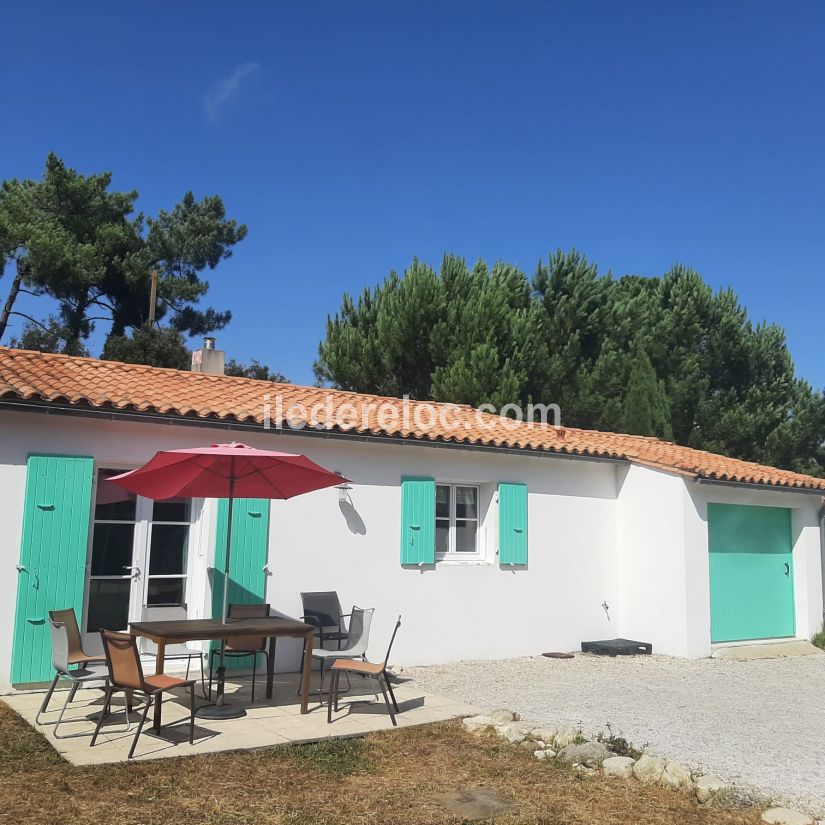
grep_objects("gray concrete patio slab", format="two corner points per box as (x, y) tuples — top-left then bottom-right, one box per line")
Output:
(2, 670), (484, 765)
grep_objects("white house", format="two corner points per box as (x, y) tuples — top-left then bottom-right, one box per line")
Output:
(1, 343), (823, 692)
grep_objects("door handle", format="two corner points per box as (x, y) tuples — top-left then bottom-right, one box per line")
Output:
(123, 565), (141, 579)
(784, 562), (790, 576)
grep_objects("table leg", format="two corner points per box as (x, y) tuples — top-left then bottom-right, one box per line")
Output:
(300, 629), (313, 714)
(265, 636), (277, 700)
(153, 639), (166, 733)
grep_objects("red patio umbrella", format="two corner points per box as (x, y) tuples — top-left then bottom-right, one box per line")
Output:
(110, 442), (346, 622)
(109, 442), (347, 716)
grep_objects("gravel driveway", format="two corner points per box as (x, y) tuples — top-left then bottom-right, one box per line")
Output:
(407, 653), (825, 817)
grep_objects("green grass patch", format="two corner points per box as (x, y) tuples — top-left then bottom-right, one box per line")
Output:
(275, 736), (373, 777)
(813, 623), (825, 650)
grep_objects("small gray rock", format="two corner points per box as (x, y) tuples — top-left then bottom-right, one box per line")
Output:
(495, 723), (527, 744)
(761, 809), (814, 825)
(705, 786), (765, 810)
(553, 727), (579, 749)
(557, 741), (611, 767)
(694, 774), (727, 804)
(489, 709), (518, 724)
(633, 754), (667, 783)
(661, 761), (693, 790)
(530, 726), (557, 742)
(534, 749), (550, 760)
(602, 756), (635, 778)
(520, 739), (539, 752)
(462, 715), (493, 733)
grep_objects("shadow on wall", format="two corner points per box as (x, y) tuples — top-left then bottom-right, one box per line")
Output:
(339, 499), (367, 535)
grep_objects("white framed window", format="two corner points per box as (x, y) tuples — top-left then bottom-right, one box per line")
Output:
(83, 469), (193, 643)
(435, 483), (481, 560)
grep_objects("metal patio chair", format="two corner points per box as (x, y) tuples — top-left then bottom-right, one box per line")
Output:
(300, 591), (349, 651)
(310, 606), (373, 696)
(328, 615), (402, 726)
(207, 603), (271, 702)
(36, 607), (107, 726)
(141, 605), (204, 684)
(35, 619), (114, 738)
(93, 630), (196, 759)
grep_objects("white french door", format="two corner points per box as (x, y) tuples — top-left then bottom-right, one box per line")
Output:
(82, 469), (193, 651)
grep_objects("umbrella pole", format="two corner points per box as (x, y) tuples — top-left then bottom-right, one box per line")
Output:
(196, 470), (246, 720)
(215, 485), (234, 706)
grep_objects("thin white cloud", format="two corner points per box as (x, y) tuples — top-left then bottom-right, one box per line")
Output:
(203, 62), (261, 122)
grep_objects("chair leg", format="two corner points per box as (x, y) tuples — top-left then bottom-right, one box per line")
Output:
(189, 684), (195, 745)
(198, 651), (208, 699)
(36, 674), (60, 725)
(383, 670), (400, 712)
(327, 673), (334, 723)
(250, 652), (257, 703)
(52, 681), (75, 739)
(129, 694), (153, 759)
(333, 670), (341, 712)
(207, 650), (215, 700)
(319, 657), (325, 695)
(377, 676), (397, 726)
(67, 680), (81, 703)
(91, 685), (113, 747)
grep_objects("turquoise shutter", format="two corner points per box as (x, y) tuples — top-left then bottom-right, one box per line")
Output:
(211, 498), (271, 668)
(11, 455), (94, 684)
(400, 477), (435, 565)
(499, 482), (528, 566)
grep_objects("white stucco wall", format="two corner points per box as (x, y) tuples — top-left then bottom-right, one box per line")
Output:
(0, 410), (619, 689)
(685, 481), (824, 649)
(615, 464), (694, 656)
(616, 465), (824, 658)
(2, 408), (822, 689)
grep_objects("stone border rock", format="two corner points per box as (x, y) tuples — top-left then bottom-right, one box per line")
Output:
(461, 711), (820, 825)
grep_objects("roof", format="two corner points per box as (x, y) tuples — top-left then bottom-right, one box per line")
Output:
(0, 346), (823, 492)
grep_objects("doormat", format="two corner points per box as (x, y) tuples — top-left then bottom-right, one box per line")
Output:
(580, 638), (652, 656)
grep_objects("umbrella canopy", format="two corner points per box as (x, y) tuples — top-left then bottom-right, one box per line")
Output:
(110, 441), (347, 639)
(108, 442), (347, 501)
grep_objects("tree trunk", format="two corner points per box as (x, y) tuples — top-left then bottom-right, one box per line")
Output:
(0, 259), (24, 343)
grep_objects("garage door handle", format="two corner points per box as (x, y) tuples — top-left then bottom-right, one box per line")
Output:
(784, 562), (790, 576)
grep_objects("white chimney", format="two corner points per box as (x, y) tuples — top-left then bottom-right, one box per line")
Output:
(191, 337), (225, 375)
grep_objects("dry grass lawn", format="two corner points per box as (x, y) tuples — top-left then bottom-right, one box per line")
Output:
(0, 703), (763, 824)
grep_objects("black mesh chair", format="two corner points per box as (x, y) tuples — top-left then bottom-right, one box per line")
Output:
(300, 591), (349, 651)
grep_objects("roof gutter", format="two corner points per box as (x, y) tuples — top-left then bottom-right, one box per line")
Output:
(694, 476), (825, 497)
(0, 398), (628, 468)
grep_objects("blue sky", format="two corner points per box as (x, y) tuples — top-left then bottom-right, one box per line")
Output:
(3, 1), (823, 389)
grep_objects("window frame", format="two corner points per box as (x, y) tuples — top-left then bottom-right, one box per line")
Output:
(83, 468), (195, 640)
(435, 482), (482, 562)
(145, 498), (192, 608)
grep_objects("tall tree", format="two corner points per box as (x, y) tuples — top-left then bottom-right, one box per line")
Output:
(316, 254), (549, 409)
(317, 250), (825, 476)
(621, 350), (672, 439)
(225, 358), (289, 383)
(0, 153), (246, 358)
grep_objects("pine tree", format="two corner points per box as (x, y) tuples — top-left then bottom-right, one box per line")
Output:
(622, 350), (672, 438)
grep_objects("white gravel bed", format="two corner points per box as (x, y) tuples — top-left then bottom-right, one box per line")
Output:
(406, 653), (825, 817)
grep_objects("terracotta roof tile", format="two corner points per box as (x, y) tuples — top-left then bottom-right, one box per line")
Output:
(1, 347), (823, 491)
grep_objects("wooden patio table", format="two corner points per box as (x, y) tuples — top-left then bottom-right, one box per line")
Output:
(129, 616), (315, 733)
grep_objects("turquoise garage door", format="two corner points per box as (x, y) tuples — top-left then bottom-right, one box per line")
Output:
(708, 503), (795, 643)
